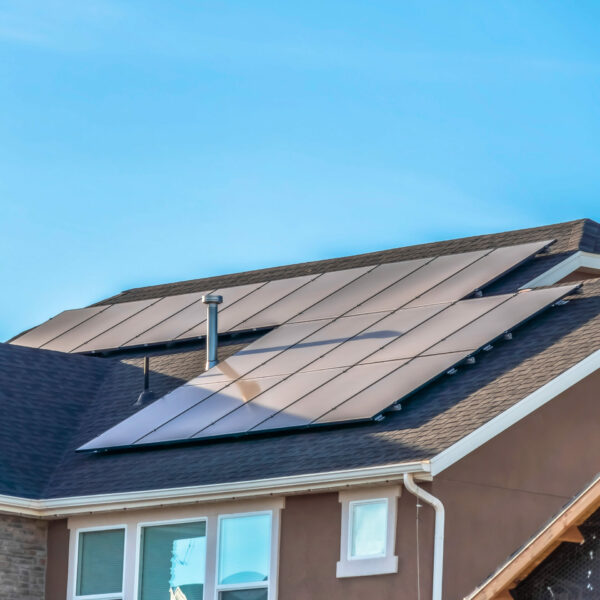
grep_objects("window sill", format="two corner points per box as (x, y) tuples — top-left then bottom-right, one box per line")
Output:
(336, 554), (398, 578)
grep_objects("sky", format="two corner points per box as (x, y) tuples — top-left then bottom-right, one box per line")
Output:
(1, 1), (599, 341)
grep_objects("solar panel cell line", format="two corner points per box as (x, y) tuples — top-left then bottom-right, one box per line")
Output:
(193, 368), (345, 438)
(77, 380), (228, 451)
(75, 292), (209, 353)
(424, 285), (578, 355)
(305, 303), (449, 372)
(346, 249), (491, 316)
(189, 318), (332, 386)
(10, 306), (109, 348)
(247, 311), (388, 379)
(43, 299), (161, 353)
(362, 294), (508, 364)
(251, 359), (408, 431)
(316, 351), (470, 423)
(217, 274), (319, 332)
(288, 259), (431, 323)
(404, 240), (554, 308)
(231, 266), (374, 331)
(135, 375), (284, 445)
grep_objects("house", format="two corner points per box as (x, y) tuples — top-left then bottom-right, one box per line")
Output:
(2, 218), (600, 600)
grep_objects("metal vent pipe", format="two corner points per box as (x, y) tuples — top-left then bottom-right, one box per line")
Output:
(202, 294), (223, 370)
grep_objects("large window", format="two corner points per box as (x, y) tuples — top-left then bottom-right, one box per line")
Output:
(216, 513), (272, 600)
(75, 527), (125, 599)
(138, 520), (207, 600)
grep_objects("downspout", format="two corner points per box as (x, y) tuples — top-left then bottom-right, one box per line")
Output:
(403, 473), (445, 600)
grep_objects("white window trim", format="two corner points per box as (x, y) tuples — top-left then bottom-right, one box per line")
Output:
(72, 524), (127, 600)
(214, 510), (276, 600)
(337, 486), (400, 578)
(133, 516), (209, 600)
(520, 250), (600, 289)
(67, 498), (284, 600)
(347, 498), (389, 561)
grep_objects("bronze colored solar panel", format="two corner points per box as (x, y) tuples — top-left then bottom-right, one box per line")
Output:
(76, 292), (208, 352)
(10, 306), (109, 349)
(347, 250), (490, 316)
(289, 259), (430, 323)
(219, 275), (319, 332)
(136, 375), (284, 445)
(362, 295), (507, 364)
(316, 351), (470, 423)
(252, 360), (407, 431)
(190, 319), (331, 386)
(232, 266), (373, 331)
(424, 285), (575, 355)
(43, 299), (160, 353)
(247, 312), (386, 379)
(174, 283), (265, 340)
(405, 240), (553, 308)
(78, 380), (228, 451)
(194, 368), (344, 438)
(305, 303), (448, 372)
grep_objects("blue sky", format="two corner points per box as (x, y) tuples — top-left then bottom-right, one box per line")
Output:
(1, 1), (599, 341)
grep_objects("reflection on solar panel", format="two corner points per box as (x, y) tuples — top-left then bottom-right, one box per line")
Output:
(78, 282), (577, 452)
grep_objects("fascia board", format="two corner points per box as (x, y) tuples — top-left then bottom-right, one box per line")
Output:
(521, 251), (600, 289)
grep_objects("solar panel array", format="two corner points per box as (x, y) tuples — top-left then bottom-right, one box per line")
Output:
(70, 240), (578, 451)
(13, 240), (550, 355)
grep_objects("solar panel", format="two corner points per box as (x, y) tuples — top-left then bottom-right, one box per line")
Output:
(231, 266), (373, 331)
(75, 293), (208, 353)
(288, 259), (430, 323)
(346, 250), (490, 316)
(42, 299), (160, 353)
(135, 375), (284, 445)
(9, 306), (109, 349)
(77, 245), (577, 452)
(193, 368), (345, 438)
(405, 240), (553, 308)
(315, 351), (470, 423)
(251, 360), (408, 431)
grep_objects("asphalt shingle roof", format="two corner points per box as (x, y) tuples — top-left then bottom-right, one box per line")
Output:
(1, 219), (599, 500)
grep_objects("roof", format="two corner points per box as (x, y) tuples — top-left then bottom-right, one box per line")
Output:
(468, 473), (600, 600)
(1, 219), (600, 501)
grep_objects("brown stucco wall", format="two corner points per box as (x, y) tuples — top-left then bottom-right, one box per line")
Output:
(278, 368), (600, 600)
(0, 514), (47, 599)
(45, 519), (69, 600)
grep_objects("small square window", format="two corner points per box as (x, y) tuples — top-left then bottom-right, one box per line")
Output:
(76, 528), (125, 598)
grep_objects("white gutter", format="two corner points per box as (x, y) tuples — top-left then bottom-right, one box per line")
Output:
(404, 473), (445, 600)
(0, 460), (430, 518)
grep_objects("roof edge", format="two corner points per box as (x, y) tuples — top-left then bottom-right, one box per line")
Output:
(430, 347), (600, 476)
(0, 460), (431, 518)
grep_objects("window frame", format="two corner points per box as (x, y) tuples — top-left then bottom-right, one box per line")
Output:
(337, 486), (400, 578)
(133, 515), (209, 600)
(72, 524), (127, 600)
(214, 509), (275, 600)
(347, 497), (389, 561)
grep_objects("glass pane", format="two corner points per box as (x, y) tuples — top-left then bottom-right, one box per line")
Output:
(218, 514), (271, 585)
(138, 521), (206, 600)
(350, 500), (388, 558)
(76, 529), (124, 595)
(219, 590), (268, 600)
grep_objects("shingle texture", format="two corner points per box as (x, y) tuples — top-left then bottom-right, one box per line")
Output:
(1, 219), (600, 500)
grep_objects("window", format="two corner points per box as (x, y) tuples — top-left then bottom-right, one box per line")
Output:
(337, 487), (399, 577)
(216, 513), (272, 600)
(138, 520), (207, 600)
(349, 499), (388, 559)
(75, 527), (125, 599)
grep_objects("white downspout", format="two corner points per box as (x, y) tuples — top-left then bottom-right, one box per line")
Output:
(403, 473), (445, 600)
